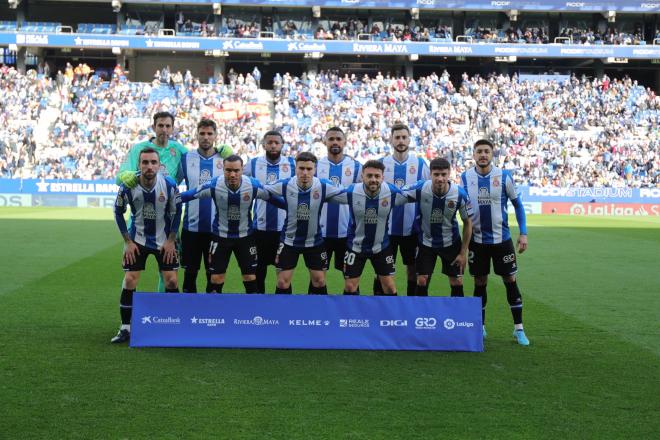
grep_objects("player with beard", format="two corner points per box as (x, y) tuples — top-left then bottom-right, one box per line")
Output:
(244, 131), (295, 293)
(111, 148), (182, 343)
(328, 160), (414, 295)
(265, 152), (343, 295)
(375, 123), (429, 296)
(403, 158), (473, 297)
(461, 139), (530, 346)
(179, 119), (224, 293)
(316, 127), (362, 280)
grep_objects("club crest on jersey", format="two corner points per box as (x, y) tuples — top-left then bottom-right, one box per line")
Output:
(447, 200), (456, 209)
(242, 192), (251, 201)
(281, 164), (290, 173)
(169, 147), (177, 157)
(216, 161), (223, 169)
(381, 198), (389, 207)
(158, 192), (166, 203)
(409, 166), (416, 175)
(344, 168), (352, 176)
(492, 177), (500, 187)
(313, 191), (320, 200)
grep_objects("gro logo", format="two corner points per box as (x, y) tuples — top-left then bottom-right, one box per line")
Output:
(415, 317), (437, 329)
(502, 253), (515, 263)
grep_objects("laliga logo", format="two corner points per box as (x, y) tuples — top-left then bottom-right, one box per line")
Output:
(443, 319), (455, 330)
(569, 204), (586, 215)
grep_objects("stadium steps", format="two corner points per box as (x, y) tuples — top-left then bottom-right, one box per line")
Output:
(148, 85), (176, 105)
(256, 89), (276, 127)
(34, 106), (61, 149)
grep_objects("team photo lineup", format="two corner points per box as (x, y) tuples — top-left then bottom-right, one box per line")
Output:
(111, 112), (530, 346)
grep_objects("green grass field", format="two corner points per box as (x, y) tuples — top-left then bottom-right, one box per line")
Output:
(1, 207), (658, 439)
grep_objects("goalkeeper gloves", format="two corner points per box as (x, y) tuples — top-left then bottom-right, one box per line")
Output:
(216, 143), (234, 159)
(118, 170), (138, 188)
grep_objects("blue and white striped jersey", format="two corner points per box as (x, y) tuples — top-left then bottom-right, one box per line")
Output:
(331, 183), (412, 255)
(181, 150), (224, 233)
(266, 176), (343, 248)
(404, 180), (472, 248)
(114, 174), (182, 250)
(181, 176), (271, 239)
(244, 156), (295, 232)
(461, 166), (524, 244)
(381, 154), (430, 236)
(316, 156), (362, 238)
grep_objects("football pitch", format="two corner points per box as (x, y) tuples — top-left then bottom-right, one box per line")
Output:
(1, 207), (658, 439)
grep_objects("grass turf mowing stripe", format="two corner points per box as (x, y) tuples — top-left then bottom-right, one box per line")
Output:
(1, 240), (659, 439)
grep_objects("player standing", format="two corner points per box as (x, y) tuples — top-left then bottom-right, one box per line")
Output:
(316, 127), (362, 276)
(265, 152), (343, 295)
(329, 160), (414, 295)
(181, 155), (283, 294)
(244, 131), (295, 293)
(461, 139), (530, 346)
(378, 123), (430, 296)
(179, 119), (224, 293)
(115, 112), (232, 292)
(111, 148), (182, 344)
(403, 158), (473, 297)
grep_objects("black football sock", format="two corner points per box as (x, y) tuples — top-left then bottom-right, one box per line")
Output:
(255, 265), (267, 294)
(372, 278), (383, 295)
(451, 285), (464, 297)
(415, 284), (428, 296)
(275, 285), (292, 294)
(243, 280), (258, 294)
(407, 280), (417, 296)
(343, 290), (358, 295)
(505, 281), (523, 325)
(474, 284), (487, 324)
(119, 288), (135, 325)
(182, 270), (198, 293)
(165, 287), (179, 293)
(207, 283), (223, 293)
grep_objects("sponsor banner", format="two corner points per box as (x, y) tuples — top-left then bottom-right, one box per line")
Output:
(507, 201), (542, 215)
(31, 193), (78, 207)
(77, 195), (118, 208)
(3, 33), (660, 59)
(542, 202), (660, 216)
(0, 179), (118, 194)
(125, 0), (660, 13)
(520, 186), (660, 203)
(0, 194), (32, 207)
(131, 293), (483, 351)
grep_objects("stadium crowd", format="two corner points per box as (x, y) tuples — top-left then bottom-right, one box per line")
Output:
(0, 64), (658, 188)
(0, 64), (266, 180)
(273, 70), (659, 188)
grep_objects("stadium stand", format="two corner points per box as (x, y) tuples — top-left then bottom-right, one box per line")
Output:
(0, 64), (656, 188)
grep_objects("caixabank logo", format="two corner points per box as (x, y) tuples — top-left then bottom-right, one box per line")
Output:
(140, 315), (181, 325)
